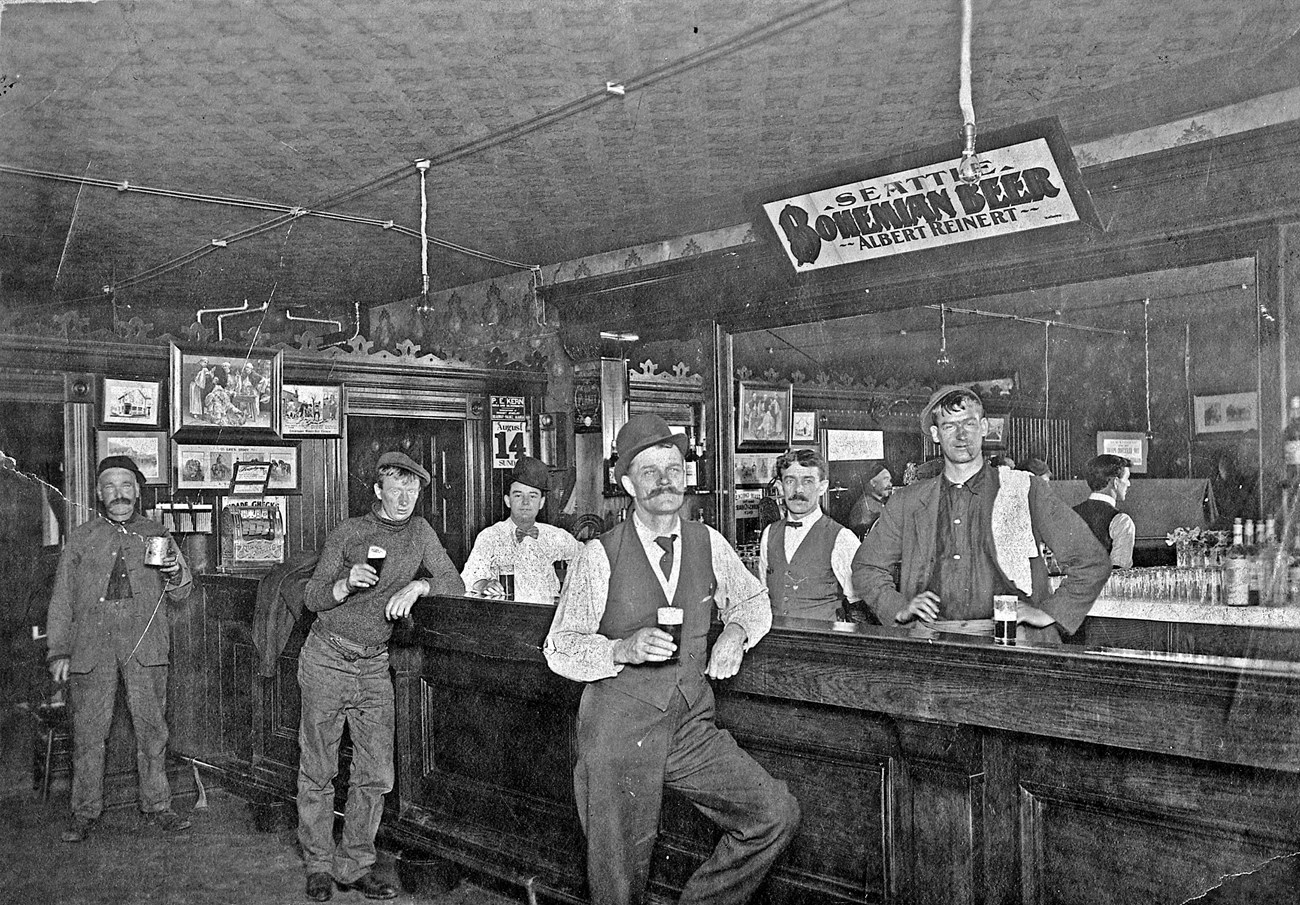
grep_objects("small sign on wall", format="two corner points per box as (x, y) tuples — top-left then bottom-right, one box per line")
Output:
(1097, 431), (1148, 474)
(827, 429), (884, 461)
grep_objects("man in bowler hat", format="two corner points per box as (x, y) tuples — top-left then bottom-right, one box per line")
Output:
(545, 414), (800, 904)
(461, 455), (582, 603)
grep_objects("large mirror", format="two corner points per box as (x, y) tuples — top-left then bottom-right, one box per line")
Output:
(730, 256), (1293, 661)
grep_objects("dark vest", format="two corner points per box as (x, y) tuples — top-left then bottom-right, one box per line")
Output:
(1073, 498), (1119, 553)
(597, 518), (716, 711)
(765, 515), (847, 620)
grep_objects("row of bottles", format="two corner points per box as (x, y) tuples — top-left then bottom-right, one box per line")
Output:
(1222, 516), (1298, 606)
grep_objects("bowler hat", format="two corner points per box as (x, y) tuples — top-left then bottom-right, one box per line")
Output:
(509, 456), (549, 492)
(96, 454), (146, 488)
(613, 414), (688, 482)
(919, 384), (983, 433)
(376, 450), (431, 487)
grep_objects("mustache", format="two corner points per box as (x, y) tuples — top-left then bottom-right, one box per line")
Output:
(107, 497), (134, 506)
(789, 493), (810, 502)
(649, 486), (682, 498)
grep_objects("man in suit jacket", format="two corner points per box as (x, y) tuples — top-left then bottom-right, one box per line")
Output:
(852, 386), (1109, 641)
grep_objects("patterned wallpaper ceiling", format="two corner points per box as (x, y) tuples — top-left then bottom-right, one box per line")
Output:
(1, 0), (1298, 334)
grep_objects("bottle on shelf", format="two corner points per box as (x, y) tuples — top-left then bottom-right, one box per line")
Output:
(1288, 530), (1300, 606)
(1245, 519), (1261, 606)
(684, 426), (699, 489)
(1286, 396), (1300, 484)
(1259, 517), (1281, 606)
(1224, 518), (1251, 607)
(605, 446), (621, 496)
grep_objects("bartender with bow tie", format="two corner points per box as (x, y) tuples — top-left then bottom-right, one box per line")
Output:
(758, 447), (861, 621)
(461, 456), (583, 603)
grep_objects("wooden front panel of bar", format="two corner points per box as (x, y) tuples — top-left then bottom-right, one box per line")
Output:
(179, 585), (1300, 903)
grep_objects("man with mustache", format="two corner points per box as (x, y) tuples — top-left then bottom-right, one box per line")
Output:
(46, 455), (194, 843)
(545, 414), (800, 905)
(759, 447), (862, 622)
(852, 386), (1109, 641)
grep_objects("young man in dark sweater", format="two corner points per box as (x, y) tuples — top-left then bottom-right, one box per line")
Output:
(298, 451), (464, 901)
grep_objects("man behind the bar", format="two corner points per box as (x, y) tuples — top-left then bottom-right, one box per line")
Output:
(1074, 454), (1135, 570)
(461, 455), (582, 603)
(852, 386), (1109, 641)
(759, 447), (862, 622)
(848, 461), (894, 537)
(47, 455), (194, 843)
(298, 451), (464, 902)
(545, 414), (800, 905)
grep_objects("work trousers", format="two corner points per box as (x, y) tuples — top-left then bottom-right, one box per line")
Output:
(574, 682), (800, 905)
(296, 625), (394, 883)
(69, 655), (172, 819)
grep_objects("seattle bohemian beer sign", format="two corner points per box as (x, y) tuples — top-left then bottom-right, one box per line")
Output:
(758, 118), (1098, 272)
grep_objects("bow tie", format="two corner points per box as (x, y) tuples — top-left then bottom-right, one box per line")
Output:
(786, 521), (803, 529)
(515, 526), (539, 542)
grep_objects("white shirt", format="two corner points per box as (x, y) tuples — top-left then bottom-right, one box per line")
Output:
(1088, 492), (1136, 569)
(461, 518), (583, 604)
(757, 507), (860, 601)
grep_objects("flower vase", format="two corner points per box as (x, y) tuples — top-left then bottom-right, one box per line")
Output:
(1176, 540), (1193, 570)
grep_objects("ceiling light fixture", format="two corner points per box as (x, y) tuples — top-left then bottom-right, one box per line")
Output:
(936, 304), (952, 367)
(956, 0), (982, 185)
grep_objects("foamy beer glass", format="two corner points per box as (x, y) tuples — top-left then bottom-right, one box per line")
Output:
(367, 545), (387, 576)
(993, 594), (1017, 645)
(657, 606), (683, 662)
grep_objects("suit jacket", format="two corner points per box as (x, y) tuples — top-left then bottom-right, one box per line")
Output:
(46, 513), (193, 672)
(851, 466), (1109, 636)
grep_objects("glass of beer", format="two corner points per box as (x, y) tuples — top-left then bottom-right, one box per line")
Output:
(367, 545), (386, 576)
(657, 606), (683, 662)
(993, 594), (1017, 645)
(497, 568), (515, 600)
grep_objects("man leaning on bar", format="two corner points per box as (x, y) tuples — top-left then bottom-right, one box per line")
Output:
(851, 385), (1110, 642)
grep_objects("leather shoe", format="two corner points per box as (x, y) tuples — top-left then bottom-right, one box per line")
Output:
(306, 872), (333, 902)
(337, 872), (397, 900)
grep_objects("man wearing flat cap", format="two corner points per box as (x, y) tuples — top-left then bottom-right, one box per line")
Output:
(47, 455), (194, 843)
(298, 450), (464, 901)
(461, 455), (582, 604)
(848, 460), (895, 538)
(852, 385), (1109, 642)
(545, 414), (800, 905)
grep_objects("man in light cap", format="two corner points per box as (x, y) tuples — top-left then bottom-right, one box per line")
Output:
(461, 455), (582, 603)
(47, 455), (194, 843)
(545, 414), (800, 905)
(851, 385), (1108, 642)
(298, 450), (464, 901)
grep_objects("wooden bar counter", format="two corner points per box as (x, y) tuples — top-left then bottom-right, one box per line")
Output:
(182, 576), (1300, 904)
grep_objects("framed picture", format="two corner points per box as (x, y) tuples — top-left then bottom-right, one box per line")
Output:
(734, 452), (776, 486)
(1097, 430), (1149, 474)
(792, 411), (818, 444)
(1193, 392), (1258, 434)
(282, 383), (346, 437)
(736, 382), (793, 450)
(984, 416), (1007, 448)
(174, 442), (299, 492)
(170, 344), (282, 434)
(96, 430), (169, 484)
(101, 377), (162, 428)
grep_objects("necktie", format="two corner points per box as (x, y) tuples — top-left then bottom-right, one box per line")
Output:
(515, 525), (539, 542)
(786, 521), (803, 529)
(655, 535), (676, 578)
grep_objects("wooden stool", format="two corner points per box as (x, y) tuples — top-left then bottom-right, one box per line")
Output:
(31, 703), (72, 800)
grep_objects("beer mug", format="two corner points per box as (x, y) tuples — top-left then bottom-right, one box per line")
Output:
(497, 569), (515, 600)
(993, 594), (1017, 645)
(367, 545), (386, 576)
(657, 606), (683, 662)
(145, 536), (171, 567)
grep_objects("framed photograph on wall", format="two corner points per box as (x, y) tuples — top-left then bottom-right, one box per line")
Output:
(734, 452), (776, 486)
(174, 442), (299, 492)
(170, 344), (282, 434)
(96, 430), (169, 484)
(736, 382), (793, 451)
(984, 416), (1007, 448)
(1097, 430), (1148, 474)
(101, 377), (162, 428)
(1193, 392), (1258, 434)
(791, 411), (818, 444)
(282, 383), (346, 437)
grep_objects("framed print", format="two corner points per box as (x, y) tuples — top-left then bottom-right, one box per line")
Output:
(736, 382), (793, 451)
(792, 411), (818, 444)
(101, 377), (162, 428)
(826, 429), (884, 461)
(171, 344), (282, 434)
(1097, 430), (1148, 474)
(97, 430), (169, 484)
(282, 383), (345, 437)
(174, 442), (299, 492)
(734, 452), (776, 486)
(1193, 392), (1258, 434)
(984, 416), (1007, 448)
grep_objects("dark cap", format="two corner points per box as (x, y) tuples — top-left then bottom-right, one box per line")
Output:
(613, 414), (689, 482)
(376, 450), (431, 487)
(863, 460), (889, 482)
(1020, 457), (1052, 478)
(919, 384), (983, 433)
(509, 455), (549, 492)
(96, 455), (145, 488)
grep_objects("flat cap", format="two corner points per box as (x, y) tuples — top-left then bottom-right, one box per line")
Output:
(376, 450), (431, 486)
(919, 384), (983, 433)
(96, 454), (146, 488)
(509, 455), (549, 492)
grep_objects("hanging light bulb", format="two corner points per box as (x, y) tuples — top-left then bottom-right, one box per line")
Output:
(956, 0), (982, 185)
(936, 304), (952, 366)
